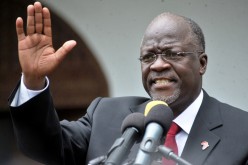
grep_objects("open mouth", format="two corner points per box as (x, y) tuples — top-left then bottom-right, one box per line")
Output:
(155, 79), (170, 85)
(151, 78), (176, 89)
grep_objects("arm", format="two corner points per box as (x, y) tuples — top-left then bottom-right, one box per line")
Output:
(10, 1), (85, 164)
(10, 87), (99, 165)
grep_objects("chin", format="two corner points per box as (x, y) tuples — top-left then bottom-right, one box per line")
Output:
(150, 89), (181, 105)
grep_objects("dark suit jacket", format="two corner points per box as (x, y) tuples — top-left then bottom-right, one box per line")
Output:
(9, 86), (248, 165)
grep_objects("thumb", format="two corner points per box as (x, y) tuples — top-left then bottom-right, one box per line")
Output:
(55, 40), (77, 62)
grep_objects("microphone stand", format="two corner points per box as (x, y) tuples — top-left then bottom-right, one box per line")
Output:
(88, 156), (135, 165)
(88, 156), (106, 165)
(88, 145), (192, 165)
(157, 145), (192, 165)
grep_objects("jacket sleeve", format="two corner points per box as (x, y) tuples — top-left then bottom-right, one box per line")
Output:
(9, 85), (101, 165)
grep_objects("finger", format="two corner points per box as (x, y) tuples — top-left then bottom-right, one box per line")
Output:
(16, 17), (26, 41)
(55, 40), (77, 63)
(34, 2), (43, 34)
(43, 7), (52, 37)
(26, 5), (35, 35)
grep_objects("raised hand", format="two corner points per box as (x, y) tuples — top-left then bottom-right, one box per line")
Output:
(16, 2), (76, 90)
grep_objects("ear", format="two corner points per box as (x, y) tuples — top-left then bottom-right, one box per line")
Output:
(199, 53), (207, 75)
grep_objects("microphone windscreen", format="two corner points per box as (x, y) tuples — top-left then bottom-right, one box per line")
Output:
(121, 113), (145, 134)
(144, 100), (168, 116)
(145, 104), (174, 133)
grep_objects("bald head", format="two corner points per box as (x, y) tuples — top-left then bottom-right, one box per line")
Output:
(141, 13), (205, 52)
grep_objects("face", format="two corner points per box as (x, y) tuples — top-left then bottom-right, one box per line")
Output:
(140, 15), (207, 115)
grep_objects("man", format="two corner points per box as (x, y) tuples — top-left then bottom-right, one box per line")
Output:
(9, 1), (248, 165)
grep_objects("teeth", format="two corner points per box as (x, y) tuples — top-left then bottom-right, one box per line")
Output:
(155, 79), (169, 84)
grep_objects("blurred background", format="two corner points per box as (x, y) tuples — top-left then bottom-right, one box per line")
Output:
(1, 0), (247, 164)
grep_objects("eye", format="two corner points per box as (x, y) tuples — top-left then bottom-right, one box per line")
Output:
(175, 52), (187, 57)
(163, 51), (186, 60)
(140, 53), (156, 63)
(161, 51), (179, 59)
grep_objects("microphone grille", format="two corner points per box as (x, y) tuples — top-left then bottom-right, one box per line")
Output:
(121, 113), (145, 134)
(144, 100), (168, 116)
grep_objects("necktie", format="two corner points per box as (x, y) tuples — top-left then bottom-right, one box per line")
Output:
(162, 122), (181, 165)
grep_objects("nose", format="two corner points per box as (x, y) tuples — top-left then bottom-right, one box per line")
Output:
(150, 56), (171, 71)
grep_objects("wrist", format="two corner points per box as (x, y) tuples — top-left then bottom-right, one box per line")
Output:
(23, 74), (46, 90)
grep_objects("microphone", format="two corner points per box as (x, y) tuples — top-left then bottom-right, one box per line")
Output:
(143, 100), (168, 116)
(134, 101), (173, 165)
(104, 113), (145, 165)
(157, 145), (192, 165)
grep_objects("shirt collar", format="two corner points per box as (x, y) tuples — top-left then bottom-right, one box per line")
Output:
(173, 90), (203, 134)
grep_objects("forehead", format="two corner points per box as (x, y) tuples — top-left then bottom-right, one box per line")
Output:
(141, 15), (194, 51)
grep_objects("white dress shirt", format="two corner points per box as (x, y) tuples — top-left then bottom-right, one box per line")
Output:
(173, 90), (203, 156)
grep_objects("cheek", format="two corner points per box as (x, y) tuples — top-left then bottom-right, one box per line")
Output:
(141, 64), (147, 76)
(141, 65), (149, 87)
(178, 64), (202, 89)
(175, 63), (197, 82)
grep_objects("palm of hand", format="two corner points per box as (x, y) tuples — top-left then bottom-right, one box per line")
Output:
(18, 33), (57, 77)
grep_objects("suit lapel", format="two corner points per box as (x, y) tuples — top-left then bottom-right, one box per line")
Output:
(181, 119), (220, 164)
(181, 91), (222, 165)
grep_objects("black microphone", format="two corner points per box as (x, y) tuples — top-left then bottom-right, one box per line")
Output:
(134, 101), (173, 165)
(104, 113), (145, 165)
(157, 145), (192, 165)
